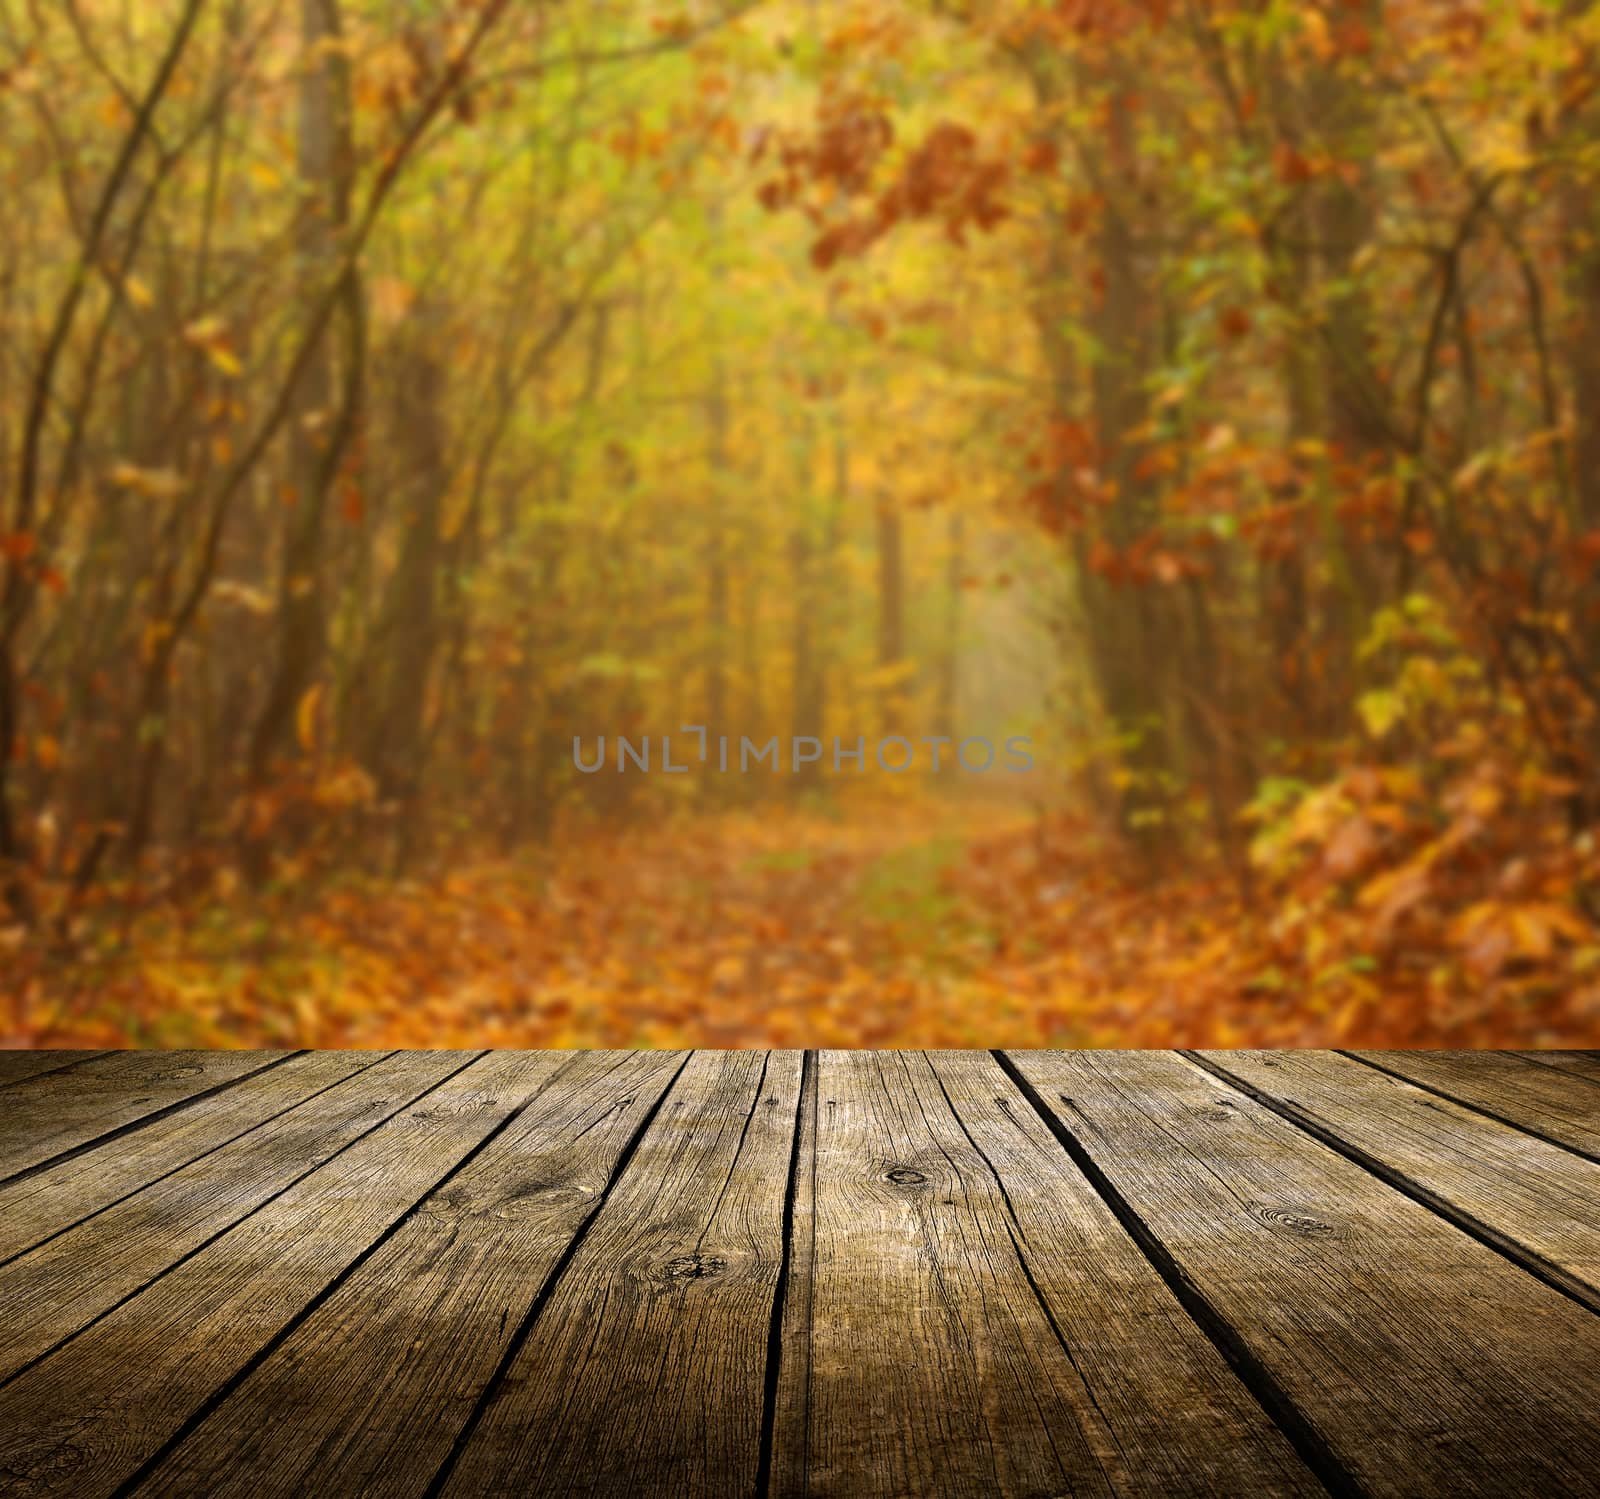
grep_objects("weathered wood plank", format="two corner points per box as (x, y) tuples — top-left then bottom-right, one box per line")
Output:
(1198, 1049), (1600, 1309)
(2, 1046), (1595, 1496)
(772, 1050), (1321, 1498)
(0, 1049), (385, 1265)
(1353, 1049), (1600, 1158)
(1006, 1049), (1600, 1497)
(0, 1050), (564, 1498)
(437, 1049), (803, 1499)
(1515, 1049), (1600, 1085)
(0, 1048), (291, 1181)
(0, 1049), (461, 1384)
(0, 1050), (107, 1087)
(137, 1050), (687, 1498)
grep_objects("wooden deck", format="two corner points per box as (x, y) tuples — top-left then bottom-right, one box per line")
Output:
(0, 1050), (1596, 1496)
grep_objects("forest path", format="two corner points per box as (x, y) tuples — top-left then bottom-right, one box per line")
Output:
(7, 795), (1591, 1052)
(8, 799), (1078, 1051)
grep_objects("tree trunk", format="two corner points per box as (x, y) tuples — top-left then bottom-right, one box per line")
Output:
(705, 359), (730, 752)
(936, 508), (964, 742)
(789, 417), (825, 791)
(244, 0), (359, 873)
(874, 485), (907, 736)
(1083, 73), (1174, 854)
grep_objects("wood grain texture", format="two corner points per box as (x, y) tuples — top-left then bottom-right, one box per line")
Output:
(0, 1049), (384, 1265)
(1198, 1049), (1600, 1307)
(139, 1050), (688, 1498)
(0, 1050), (561, 1498)
(1354, 1049), (1600, 1158)
(1515, 1049), (1600, 1084)
(0, 1050), (458, 1384)
(0, 1048), (290, 1181)
(0, 1050), (107, 1087)
(771, 1050), (1320, 1498)
(437, 1049), (804, 1499)
(1007, 1049), (1600, 1497)
(1, 1048), (1597, 1498)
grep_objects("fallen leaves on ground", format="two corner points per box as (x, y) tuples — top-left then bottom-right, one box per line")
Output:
(4, 799), (1595, 1051)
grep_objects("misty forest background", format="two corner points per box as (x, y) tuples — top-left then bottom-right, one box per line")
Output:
(3, 0), (1600, 1048)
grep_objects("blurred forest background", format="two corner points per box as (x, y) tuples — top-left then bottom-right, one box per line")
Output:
(2, 0), (1599, 1050)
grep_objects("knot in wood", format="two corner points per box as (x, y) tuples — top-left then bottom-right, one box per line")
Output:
(1253, 1204), (1343, 1240)
(412, 1096), (495, 1121)
(886, 1167), (926, 1185)
(149, 1063), (203, 1082)
(427, 1184), (477, 1219)
(662, 1254), (726, 1282)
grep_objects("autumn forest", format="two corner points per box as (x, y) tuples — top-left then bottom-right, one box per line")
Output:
(2, 0), (1598, 1049)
